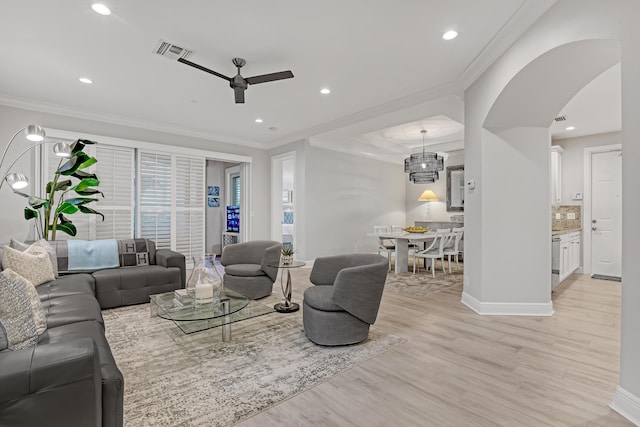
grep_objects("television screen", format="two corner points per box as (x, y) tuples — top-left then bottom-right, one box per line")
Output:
(226, 206), (240, 232)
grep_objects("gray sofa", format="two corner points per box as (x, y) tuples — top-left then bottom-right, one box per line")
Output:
(303, 253), (388, 346)
(0, 239), (185, 427)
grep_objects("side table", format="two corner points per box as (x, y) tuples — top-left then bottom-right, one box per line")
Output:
(268, 260), (306, 313)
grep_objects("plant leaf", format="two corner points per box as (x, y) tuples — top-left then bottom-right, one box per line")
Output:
(70, 140), (85, 154)
(78, 157), (97, 170)
(24, 208), (38, 220)
(73, 178), (100, 192)
(78, 138), (98, 145)
(58, 153), (90, 175)
(12, 190), (30, 198)
(71, 170), (98, 180)
(46, 181), (53, 193)
(64, 197), (98, 206)
(54, 222), (77, 237)
(55, 179), (72, 191)
(75, 188), (104, 197)
(78, 205), (105, 221)
(58, 214), (72, 225)
(56, 201), (79, 214)
(28, 196), (49, 209)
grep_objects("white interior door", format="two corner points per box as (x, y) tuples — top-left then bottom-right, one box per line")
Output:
(591, 150), (622, 277)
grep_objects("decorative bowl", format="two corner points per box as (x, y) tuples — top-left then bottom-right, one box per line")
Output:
(402, 227), (430, 233)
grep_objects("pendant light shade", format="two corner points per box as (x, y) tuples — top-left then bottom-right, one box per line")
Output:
(404, 130), (444, 183)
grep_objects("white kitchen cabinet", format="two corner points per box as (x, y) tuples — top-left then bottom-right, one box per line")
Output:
(555, 231), (581, 284)
(551, 145), (564, 204)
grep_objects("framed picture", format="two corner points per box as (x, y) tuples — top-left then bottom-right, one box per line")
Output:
(207, 186), (220, 196)
(208, 197), (220, 208)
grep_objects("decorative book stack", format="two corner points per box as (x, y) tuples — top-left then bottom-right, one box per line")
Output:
(173, 289), (194, 307)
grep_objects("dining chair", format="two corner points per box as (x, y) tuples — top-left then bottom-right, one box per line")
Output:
(374, 225), (395, 271)
(443, 227), (464, 273)
(413, 230), (448, 277)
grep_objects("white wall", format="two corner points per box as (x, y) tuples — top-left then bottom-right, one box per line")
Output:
(0, 104), (271, 244)
(405, 150), (464, 224)
(303, 145), (406, 259)
(555, 131), (621, 205)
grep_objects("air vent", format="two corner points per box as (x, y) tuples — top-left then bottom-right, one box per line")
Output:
(153, 40), (194, 60)
(554, 115), (567, 122)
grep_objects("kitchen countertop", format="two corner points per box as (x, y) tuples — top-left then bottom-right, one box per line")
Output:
(552, 228), (581, 236)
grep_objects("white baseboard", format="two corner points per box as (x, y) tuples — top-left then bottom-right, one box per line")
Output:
(611, 386), (640, 426)
(461, 292), (554, 316)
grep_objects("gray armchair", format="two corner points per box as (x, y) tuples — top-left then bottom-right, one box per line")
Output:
(303, 253), (388, 346)
(220, 240), (282, 299)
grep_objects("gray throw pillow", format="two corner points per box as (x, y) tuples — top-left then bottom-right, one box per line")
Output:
(10, 239), (59, 278)
(0, 269), (43, 350)
(0, 321), (8, 351)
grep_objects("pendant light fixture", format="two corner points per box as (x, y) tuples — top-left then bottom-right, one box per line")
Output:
(404, 130), (444, 183)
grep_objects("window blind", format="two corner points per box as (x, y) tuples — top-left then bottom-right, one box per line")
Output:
(232, 175), (241, 206)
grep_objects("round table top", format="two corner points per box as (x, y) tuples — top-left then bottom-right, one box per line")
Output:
(269, 260), (306, 269)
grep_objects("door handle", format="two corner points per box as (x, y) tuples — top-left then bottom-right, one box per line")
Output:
(592, 219), (597, 224)
(592, 226), (597, 231)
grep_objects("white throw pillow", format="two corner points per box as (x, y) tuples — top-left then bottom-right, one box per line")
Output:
(2, 245), (55, 287)
(1, 269), (47, 335)
(10, 239), (59, 278)
(0, 269), (45, 350)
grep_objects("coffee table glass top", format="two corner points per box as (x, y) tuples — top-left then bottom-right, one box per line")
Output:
(149, 289), (275, 334)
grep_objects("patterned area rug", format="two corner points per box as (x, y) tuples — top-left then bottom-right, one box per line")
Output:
(103, 277), (404, 426)
(384, 261), (464, 298)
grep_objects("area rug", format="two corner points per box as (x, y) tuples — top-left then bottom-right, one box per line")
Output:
(383, 262), (464, 298)
(103, 289), (404, 426)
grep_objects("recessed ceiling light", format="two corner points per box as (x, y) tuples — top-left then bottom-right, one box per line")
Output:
(320, 88), (331, 95)
(91, 3), (111, 15)
(79, 77), (93, 84)
(565, 126), (576, 131)
(255, 118), (263, 123)
(442, 30), (458, 41)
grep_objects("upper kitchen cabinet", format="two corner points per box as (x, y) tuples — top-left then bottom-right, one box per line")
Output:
(551, 145), (564, 204)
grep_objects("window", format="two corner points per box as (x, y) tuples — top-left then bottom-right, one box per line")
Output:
(232, 174), (241, 206)
(138, 150), (205, 261)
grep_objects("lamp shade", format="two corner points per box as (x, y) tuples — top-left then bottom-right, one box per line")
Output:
(53, 141), (72, 157)
(24, 125), (45, 142)
(5, 172), (29, 189)
(418, 190), (438, 201)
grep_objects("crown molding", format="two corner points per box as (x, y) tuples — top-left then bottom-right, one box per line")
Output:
(0, 93), (267, 150)
(459, 0), (558, 90)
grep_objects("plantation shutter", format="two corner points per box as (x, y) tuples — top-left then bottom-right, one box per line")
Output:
(174, 156), (205, 260)
(232, 175), (241, 206)
(94, 145), (135, 239)
(139, 152), (172, 249)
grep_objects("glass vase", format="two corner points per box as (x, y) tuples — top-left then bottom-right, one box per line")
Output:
(186, 253), (223, 304)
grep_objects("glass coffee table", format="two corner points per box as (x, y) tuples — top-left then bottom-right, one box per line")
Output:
(149, 288), (275, 341)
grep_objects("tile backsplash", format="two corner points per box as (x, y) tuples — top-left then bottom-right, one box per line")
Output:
(552, 205), (581, 230)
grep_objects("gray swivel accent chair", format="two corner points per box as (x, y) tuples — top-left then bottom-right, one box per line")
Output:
(220, 240), (282, 299)
(303, 254), (388, 346)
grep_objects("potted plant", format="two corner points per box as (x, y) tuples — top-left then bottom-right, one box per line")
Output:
(281, 246), (295, 265)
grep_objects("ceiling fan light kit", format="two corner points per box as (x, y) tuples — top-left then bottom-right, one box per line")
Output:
(178, 57), (294, 104)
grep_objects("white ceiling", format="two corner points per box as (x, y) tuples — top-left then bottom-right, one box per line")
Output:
(0, 0), (550, 151)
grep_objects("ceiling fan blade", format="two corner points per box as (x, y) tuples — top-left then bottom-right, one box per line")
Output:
(234, 88), (245, 104)
(245, 70), (294, 85)
(177, 58), (232, 82)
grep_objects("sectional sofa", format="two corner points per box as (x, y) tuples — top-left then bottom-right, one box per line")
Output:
(0, 239), (185, 427)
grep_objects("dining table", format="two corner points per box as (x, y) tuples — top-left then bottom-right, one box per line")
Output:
(367, 231), (437, 273)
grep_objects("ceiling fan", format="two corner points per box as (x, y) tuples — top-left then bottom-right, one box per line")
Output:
(178, 57), (294, 104)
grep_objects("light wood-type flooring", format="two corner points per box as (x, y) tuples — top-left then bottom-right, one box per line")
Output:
(237, 272), (632, 426)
